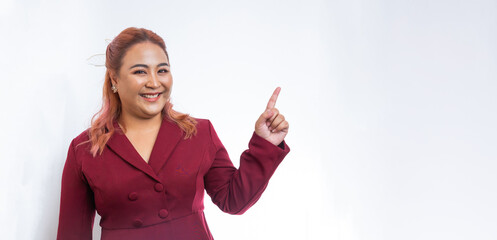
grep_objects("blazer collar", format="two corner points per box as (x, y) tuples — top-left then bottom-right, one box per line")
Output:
(106, 116), (184, 182)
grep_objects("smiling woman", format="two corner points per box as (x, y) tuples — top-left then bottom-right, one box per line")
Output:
(85, 28), (198, 160)
(56, 27), (290, 240)
(111, 43), (172, 123)
(106, 41), (177, 163)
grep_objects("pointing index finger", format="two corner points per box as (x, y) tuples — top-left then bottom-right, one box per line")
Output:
(266, 87), (281, 110)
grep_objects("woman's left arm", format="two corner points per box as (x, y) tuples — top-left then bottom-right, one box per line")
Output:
(204, 87), (290, 215)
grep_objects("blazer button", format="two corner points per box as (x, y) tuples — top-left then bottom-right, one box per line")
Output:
(154, 183), (164, 192)
(158, 209), (169, 219)
(132, 219), (143, 228)
(128, 192), (138, 201)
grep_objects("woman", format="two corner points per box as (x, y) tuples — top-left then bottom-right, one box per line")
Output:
(57, 27), (290, 240)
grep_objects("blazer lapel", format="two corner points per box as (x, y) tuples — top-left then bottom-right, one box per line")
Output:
(148, 117), (184, 175)
(105, 116), (184, 181)
(106, 120), (160, 182)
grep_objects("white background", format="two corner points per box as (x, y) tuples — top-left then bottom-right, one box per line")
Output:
(0, 0), (496, 239)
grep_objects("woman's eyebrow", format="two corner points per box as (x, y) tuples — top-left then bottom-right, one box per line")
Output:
(129, 62), (169, 69)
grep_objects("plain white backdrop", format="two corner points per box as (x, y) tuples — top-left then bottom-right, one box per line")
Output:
(0, 0), (496, 239)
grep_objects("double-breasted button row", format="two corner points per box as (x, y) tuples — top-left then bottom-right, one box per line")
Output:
(127, 183), (165, 202)
(132, 208), (169, 227)
(128, 183), (168, 228)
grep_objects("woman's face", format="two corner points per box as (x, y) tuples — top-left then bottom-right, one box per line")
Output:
(111, 41), (172, 120)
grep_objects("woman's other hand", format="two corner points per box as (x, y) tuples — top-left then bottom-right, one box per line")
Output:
(255, 87), (289, 146)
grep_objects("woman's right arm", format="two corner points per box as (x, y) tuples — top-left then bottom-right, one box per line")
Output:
(57, 139), (96, 240)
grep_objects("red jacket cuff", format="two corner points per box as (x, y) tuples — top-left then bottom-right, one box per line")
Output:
(248, 132), (290, 164)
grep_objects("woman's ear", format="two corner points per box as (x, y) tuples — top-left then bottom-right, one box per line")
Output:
(110, 71), (118, 86)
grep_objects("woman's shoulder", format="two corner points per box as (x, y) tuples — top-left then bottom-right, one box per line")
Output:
(72, 128), (90, 145)
(192, 117), (211, 128)
(188, 117), (220, 141)
(67, 128), (92, 155)
(191, 117), (220, 134)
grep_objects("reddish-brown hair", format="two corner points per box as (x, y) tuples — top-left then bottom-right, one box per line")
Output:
(86, 27), (197, 157)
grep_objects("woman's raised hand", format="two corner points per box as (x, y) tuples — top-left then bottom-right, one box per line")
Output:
(255, 87), (289, 146)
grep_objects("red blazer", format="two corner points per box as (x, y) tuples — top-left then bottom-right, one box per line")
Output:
(57, 117), (290, 240)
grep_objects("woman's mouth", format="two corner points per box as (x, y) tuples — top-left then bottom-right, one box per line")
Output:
(140, 92), (162, 102)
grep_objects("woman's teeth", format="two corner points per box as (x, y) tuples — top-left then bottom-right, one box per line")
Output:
(141, 93), (160, 98)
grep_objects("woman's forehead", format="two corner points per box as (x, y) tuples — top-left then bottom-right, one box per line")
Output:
(122, 42), (169, 66)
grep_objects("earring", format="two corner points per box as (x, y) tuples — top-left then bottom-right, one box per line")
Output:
(111, 85), (118, 93)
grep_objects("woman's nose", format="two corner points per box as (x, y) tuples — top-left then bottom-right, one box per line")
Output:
(146, 74), (160, 88)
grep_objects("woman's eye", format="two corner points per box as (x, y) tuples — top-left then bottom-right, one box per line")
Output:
(134, 70), (146, 74)
(159, 69), (169, 73)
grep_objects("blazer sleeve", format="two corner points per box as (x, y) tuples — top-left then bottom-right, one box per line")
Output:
(204, 120), (290, 215)
(57, 139), (96, 240)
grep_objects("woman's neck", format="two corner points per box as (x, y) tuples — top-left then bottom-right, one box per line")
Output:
(118, 112), (163, 134)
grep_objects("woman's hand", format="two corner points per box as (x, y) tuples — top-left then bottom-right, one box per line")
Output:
(255, 87), (289, 146)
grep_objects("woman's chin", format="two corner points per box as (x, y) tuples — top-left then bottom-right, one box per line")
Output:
(138, 105), (165, 119)
(146, 109), (164, 118)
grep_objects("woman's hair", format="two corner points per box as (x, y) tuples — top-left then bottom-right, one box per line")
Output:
(86, 27), (197, 157)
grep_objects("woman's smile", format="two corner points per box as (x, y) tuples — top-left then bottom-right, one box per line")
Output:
(140, 92), (163, 102)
